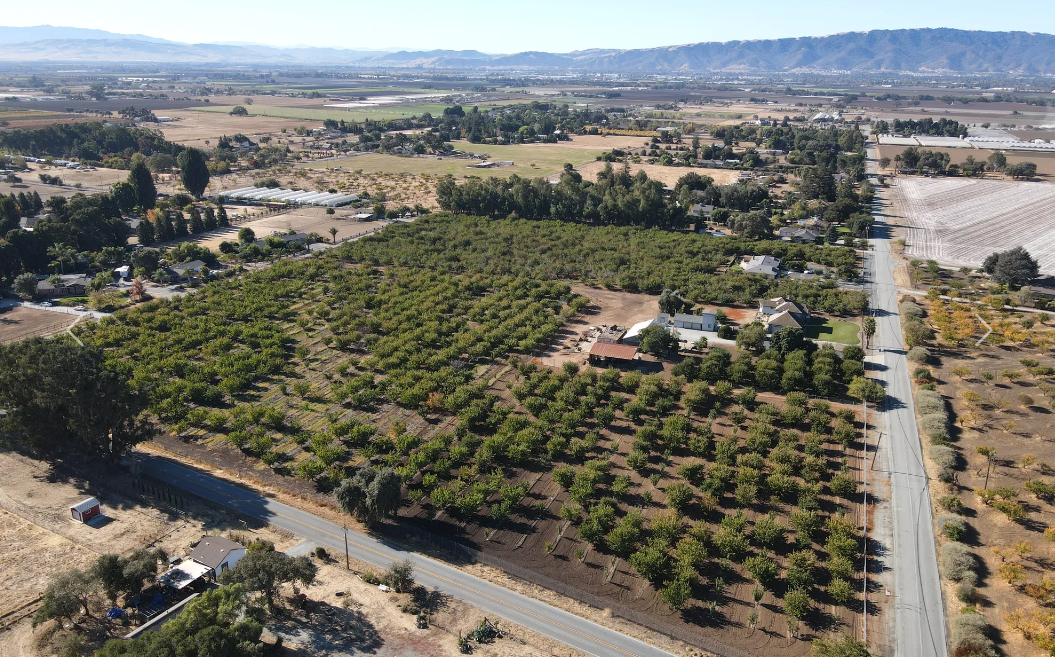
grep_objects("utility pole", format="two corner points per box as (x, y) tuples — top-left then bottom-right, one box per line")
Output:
(344, 524), (350, 571)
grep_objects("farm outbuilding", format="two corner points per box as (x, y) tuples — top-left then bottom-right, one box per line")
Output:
(70, 497), (101, 523)
(588, 341), (639, 364)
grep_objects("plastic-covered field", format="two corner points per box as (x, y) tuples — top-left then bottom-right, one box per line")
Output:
(896, 178), (1055, 274)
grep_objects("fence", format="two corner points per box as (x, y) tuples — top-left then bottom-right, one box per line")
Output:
(380, 523), (754, 657)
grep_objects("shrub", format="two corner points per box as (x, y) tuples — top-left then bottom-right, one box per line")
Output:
(916, 390), (945, 415)
(940, 542), (977, 583)
(938, 495), (965, 514)
(907, 346), (931, 363)
(930, 445), (958, 470)
(938, 514), (967, 542)
(900, 301), (924, 319)
(956, 583), (978, 604)
(950, 612), (997, 657)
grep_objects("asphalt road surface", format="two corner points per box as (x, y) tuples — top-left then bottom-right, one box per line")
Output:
(138, 454), (675, 657)
(866, 148), (949, 657)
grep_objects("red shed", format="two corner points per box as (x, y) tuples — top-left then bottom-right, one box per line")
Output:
(70, 497), (101, 523)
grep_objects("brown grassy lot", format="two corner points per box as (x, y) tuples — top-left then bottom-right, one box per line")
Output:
(573, 162), (743, 186)
(906, 297), (1055, 657)
(0, 307), (77, 344)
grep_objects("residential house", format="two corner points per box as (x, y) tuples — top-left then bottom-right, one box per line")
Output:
(689, 203), (714, 220)
(168, 260), (207, 282)
(777, 226), (822, 243)
(740, 255), (781, 278)
(187, 536), (246, 579)
(36, 274), (91, 297)
(758, 297), (810, 333)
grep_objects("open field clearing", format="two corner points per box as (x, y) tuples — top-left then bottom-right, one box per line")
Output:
(573, 161), (743, 186)
(157, 108), (308, 147)
(301, 137), (648, 180)
(876, 144), (1055, 179)
(895, 177), (1055, 273)
(191, 103), (454, 124)
(177, 206), (388, 251)
(0, 163), (129, 199)
(0, 307), (78, 344)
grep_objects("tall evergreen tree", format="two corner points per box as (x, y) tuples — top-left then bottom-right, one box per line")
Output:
(217, 203), (229, 227)
(136, 219), (155, 246)
(173, 212), (188, 237)
(127, 160), (157, 209)
(177, 148), (210, 198)
(188, 207), (205, 234)
(203, 206), (217, 231)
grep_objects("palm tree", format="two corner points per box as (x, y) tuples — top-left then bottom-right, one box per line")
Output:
(329, 227), (338, 244)
(47, 243), (76, 274)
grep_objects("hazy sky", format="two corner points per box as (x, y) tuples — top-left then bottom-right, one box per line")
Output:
(5, 0), (1054, 52)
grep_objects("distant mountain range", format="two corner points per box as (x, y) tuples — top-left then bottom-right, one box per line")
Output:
(1, 26), (1054, 74)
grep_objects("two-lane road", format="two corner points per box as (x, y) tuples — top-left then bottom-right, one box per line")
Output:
(138, 454), (675, 657)
(866, 146), (949, 657)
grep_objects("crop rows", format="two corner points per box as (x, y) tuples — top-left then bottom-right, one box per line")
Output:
(897, 178), (1055, 273)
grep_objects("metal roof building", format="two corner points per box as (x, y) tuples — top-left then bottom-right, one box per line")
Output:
(220, 187), (359, 207)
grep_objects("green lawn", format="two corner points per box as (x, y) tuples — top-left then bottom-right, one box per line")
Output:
(302, 141), (606, 178)
(803, 318), (860, 345)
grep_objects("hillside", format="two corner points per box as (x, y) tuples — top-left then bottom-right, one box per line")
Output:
(0, 27), (1053, 73)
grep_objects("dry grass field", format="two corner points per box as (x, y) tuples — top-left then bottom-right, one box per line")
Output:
(573, 161), (743, 186)
(894, 177), (1055, 274)
(0, 307), (77, 344)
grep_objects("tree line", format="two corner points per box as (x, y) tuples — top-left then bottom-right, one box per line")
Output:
(0, 122), (183, 165)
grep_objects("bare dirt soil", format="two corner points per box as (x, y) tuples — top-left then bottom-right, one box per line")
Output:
(0, 163), (128, 199)
(0, 307), (77, 344)
(277, 558), (579, 657)
(165, 206), (388, 251)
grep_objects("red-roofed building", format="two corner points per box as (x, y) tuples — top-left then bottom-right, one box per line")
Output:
(588, 341), (639, 364)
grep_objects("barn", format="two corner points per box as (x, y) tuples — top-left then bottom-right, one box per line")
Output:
(70, 497), (102, 523)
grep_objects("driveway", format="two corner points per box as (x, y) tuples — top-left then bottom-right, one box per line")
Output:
(136, 453), (675, 657)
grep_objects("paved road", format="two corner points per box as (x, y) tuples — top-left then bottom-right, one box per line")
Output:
(137, 453), (675, 657)
(865, 149), (949, 657)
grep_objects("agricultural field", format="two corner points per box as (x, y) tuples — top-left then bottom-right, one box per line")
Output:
(894, 177), (1055, 274)
(177, 207), (388, 251)
(69, 215), (880, 655)
(899, 296), (1055, 657)
(191, 103), (455, 124)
